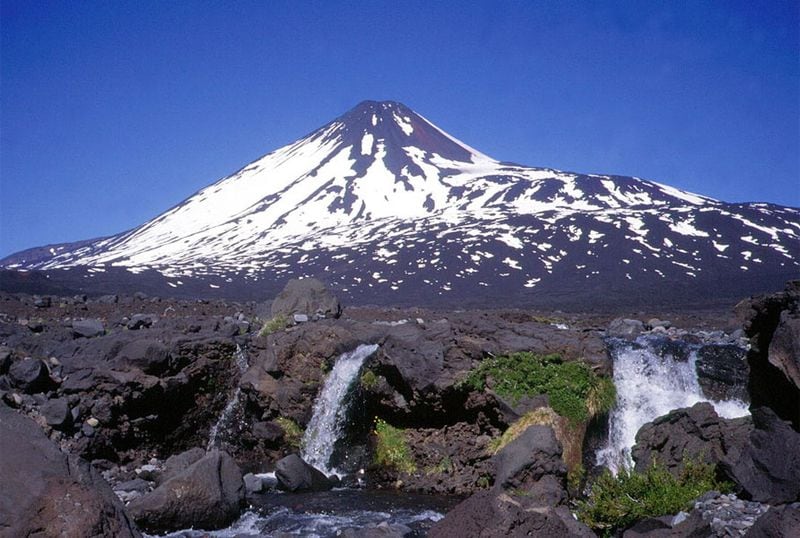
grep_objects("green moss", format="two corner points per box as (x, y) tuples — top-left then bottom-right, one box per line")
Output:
(374, 418), (416, 474)
(425, 455), (453, 475)
(360, 370), (379, 390)
(462, 352), (615, 425)
(576, 461), (731, 535)
(275, 417), (303, 449)
(259, 314), (289, 337)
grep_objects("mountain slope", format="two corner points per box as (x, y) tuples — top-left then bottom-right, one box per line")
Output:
(3, 100), (798, 307)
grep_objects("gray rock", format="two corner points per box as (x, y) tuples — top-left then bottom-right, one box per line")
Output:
(0, 346), (11, 374)
(9, 357), (51, 393)
(114, 339), (170, 375)
(41, 397), (72, 430)
(608, 318), (645, 339)
(127, 314), (155, 330)
(127, 449), (244, 533)
(243, 472), (265, 494)
(159, 447), (206, 484)
(73, 318), (105, 338)
(0, 402), (141, 537)
(271, 278), (341, 319)
(275, 454), (334, 492)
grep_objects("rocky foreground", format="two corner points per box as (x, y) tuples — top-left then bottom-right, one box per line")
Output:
(0, 279), (798, 537)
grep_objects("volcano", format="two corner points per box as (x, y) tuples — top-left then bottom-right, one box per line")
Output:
(2, 100), (799, 308)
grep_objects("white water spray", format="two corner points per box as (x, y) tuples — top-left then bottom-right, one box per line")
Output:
(207, 344), (249, 450)
(596, 337), (749, 473)
(301, 344), (379, 476)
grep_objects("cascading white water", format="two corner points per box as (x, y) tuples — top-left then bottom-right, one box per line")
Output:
(596, 336), (749, 474)
(301, 344), (379, 476)
(207, 344), (249, 450)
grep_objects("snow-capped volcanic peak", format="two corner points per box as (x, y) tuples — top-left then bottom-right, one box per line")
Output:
(3, 100), (798, 307)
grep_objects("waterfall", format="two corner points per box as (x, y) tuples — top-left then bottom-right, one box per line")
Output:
(207, 344), (249, 450)
(301, 344), (379, 476)
(596, 336), (749, 474)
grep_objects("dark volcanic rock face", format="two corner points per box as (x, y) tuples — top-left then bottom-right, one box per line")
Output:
(736, 280), (800, 430)
(0, 402), (141, 537)
(632, 402), (752, 476)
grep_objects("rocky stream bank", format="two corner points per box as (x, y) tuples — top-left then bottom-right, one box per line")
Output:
(0, 279), (798, 537)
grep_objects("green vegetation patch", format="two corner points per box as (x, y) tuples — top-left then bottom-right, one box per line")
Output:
(374, 418), (416, 474)
(462, 352), (615, 424)
(576, 461), (730, 535)
(259, 314), (289, 337)
(360, 369), (379, 390)
(275, 417), (303, 449)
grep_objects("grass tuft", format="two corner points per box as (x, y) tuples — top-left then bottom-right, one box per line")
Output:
(373, 418), (416, 474)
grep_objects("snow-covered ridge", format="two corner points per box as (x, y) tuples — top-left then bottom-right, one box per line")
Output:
(3, 100), (798, 302)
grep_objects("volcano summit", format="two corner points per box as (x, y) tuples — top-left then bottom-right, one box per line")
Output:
(3, 100), (799, 307)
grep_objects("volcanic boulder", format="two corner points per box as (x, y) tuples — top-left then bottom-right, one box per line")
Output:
(0, 402), (140, 537)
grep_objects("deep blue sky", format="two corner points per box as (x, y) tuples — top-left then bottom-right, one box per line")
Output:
(2, 1), (798, 257)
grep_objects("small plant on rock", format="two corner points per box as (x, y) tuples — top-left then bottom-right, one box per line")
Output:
(360, 369), (379, 390)
(259, 314), (289, 337)
(275, 417), (303, 449)
(374, 418), (416, 474)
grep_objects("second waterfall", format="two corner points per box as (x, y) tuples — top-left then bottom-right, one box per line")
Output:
(301, 344), (379, 476)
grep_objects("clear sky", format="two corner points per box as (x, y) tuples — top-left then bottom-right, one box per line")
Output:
(1, 1), (798, 257)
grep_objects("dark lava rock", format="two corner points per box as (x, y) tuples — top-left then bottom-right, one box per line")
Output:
(127, 449), (244, 533)
(747, 502), (800, 538)
(252, 420), (285, 444)
(72, 318), (105, 338)
(275, 454), (334, 492)
(128, 313), (156, 330)
(8, 357), (51, 393)
(632, 402), (752, 476)
(33, 295), (52, 308)
(41, 396), (72, 430)
(429, 489), (595, 537)
(694, 343), (750, 402)
(0, 402), (141, 537)
(721, 407), (800, 504)
(493, 425), (567, 500)
(0, 346), (11, 374)
(158, 447), (206, 484)
(270, 277), (341, 319)
(114, 339), (170, 375)
(736, 281), (800, 430)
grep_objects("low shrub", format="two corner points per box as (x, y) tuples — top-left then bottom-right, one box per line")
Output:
(373, 418), (416, 473)
(360, 370), (379, 390)
(576, 460), (730, 535)
(275, 417), (303, 448)
(259, 314), (289, 337)
(462, 352), (616, 425)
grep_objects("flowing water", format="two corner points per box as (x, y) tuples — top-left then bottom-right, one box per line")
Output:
(301, 343), (379, 475)
(207, 344), (250, 450)
(596, 336), (750, 473)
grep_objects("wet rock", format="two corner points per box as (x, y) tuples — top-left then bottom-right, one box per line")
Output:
(721, 407), (800, 504)
(632, 402), (752, 476)
(9, 357), (51, 393)
(41, 396), (72, 430)
(608, 318), (645, 339)
(244, 472), (266, 494)
(252, 420), (285, 444)
(339, 522), (413, 537)
(695, 344), (750, 402)
(0, 402), (141, 537)
(270, 278), (341, 319)
(275, 454), (334, 492)
(73, 318), (105, 338)
(127, 449), (244, 533)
